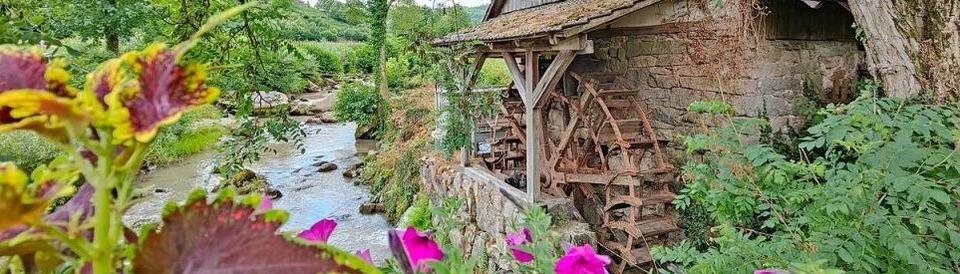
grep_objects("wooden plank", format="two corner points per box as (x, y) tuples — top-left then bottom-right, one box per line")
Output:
(532, 50), (576, 108)
(502, 52), (528, 104)
(525, 103), (541, 202)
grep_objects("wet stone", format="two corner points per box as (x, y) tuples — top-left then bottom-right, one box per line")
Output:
(317, 162), (338, 172)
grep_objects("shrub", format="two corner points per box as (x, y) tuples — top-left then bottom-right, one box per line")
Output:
(658, 91), (960, 273)
(477, 59), (511, 87)
(344, 43), (377, 74)
(298, 43), (343, 74)
(332, 82), (382, 129)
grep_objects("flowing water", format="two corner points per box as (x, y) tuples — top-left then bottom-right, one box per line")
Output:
(123, 122), (393, 263)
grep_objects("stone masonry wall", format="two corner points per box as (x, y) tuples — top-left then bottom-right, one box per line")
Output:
(569, 33), (863, 147)
(420, 159), (595, 273)
(420, 159), (528, 272)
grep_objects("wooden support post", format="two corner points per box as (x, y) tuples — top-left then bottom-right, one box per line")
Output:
(524, 50), (540, 202)
(523, 50), (577, 202)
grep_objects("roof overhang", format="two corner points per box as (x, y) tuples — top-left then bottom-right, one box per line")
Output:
(434, 0), (663, 47)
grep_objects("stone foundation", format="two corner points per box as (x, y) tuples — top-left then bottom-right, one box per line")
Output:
(421, 159), (595, 272)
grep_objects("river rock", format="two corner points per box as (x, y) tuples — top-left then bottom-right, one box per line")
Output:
(317, 162), (338, 172)
(319, 112), (338, 123)
(359, 202), (385, 214)
(214, 169), (282, 199)
(252, 91), (289, 113)
(305, 117), (322, 124)
(342, 163), (363, 178)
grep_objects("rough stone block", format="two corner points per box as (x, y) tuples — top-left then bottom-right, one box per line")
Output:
(553, 221), (597, 246)
(679, 76), (719, 92)
(629, 56), (657, 68)
(653, 75), (679, 89)
(655, 54), (689, 66)
(647, 67), (672, 75)
(758, 77), (803, 93)
(731, 94), (764, 117)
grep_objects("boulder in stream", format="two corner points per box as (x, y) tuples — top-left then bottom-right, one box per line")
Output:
(315, 161), (338, 172)
(214, 169), (282, 199)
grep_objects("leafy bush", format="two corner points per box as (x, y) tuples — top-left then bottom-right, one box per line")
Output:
(659, 91), (960, 273)
(476, 59), (511, 87)
(0, 131), (62, 172)
(333, 82), (382, 127)
(344, 43), (378, 74)
(298, 42), (343, 74)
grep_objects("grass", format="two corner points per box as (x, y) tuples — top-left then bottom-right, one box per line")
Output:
(294, 41), (363, 60)
(1, 105), (226, 171)
(0, 131), (63, 172)
(144, 105), (227, 167)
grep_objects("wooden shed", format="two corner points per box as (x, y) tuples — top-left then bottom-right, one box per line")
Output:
(434, 0), (862, 271)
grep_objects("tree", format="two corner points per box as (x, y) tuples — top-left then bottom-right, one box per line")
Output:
(368, 0), (391, 101)
(848, 0), (959, 101)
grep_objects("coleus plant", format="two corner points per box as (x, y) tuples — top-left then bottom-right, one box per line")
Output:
(0, 4), (376, 274)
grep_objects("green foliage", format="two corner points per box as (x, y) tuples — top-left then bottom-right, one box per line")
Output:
(403, 195), (432, 230)
(515, 206), (558, 274)
(476, 60), (512, 87)
(427, 198), (481, 274)
(0, 131), (62, 173)
(145, 106), (226, 167)
(333, 82), (384, 130)
(345, 44), (379, 74)
(297, 42), (344, 74)
(660, 91), (960, 273)
(687, 99), (734, 115)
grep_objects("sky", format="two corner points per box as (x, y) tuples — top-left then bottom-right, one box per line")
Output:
(302, 0), (491, 8)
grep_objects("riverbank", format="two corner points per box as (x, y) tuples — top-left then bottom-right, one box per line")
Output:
(123, 122), (393, 263)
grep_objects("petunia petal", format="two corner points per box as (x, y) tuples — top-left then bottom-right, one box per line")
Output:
(298, 218), (337, 242)
(554, 244), (611, 274)
(400, 226), (445, 272)
(510, 247), (534, 263)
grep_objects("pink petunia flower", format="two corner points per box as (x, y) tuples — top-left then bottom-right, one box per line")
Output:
(355, 249), (372, 263)
(554, 244), (611, 274)
(506, 228), (534, 263)
(388, 226), (445, 273)
(298, 218), (337, 242)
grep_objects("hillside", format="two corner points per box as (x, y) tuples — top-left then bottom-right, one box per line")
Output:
(465, 4), (488, 23)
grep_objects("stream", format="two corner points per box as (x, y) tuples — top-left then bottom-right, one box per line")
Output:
(122, 122), (392, 263)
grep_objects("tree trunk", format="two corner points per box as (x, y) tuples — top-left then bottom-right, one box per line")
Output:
(847, 0), (959, 101)
(105, 0), (120, 54)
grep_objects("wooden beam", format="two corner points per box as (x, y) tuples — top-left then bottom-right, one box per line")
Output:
(484, 36), (594, 54)
(524, 49), (540, 202)
(531, 50), (576, 108)
(462, 53), (488, 93)
(502, 52), (528, 104)
(525, 102), (541, 202)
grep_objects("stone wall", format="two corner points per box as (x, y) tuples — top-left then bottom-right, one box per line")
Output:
(420, 159), (594, 273)
(569, 33), (863, 144)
